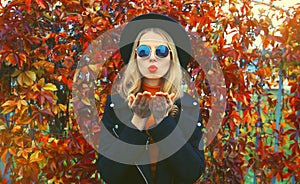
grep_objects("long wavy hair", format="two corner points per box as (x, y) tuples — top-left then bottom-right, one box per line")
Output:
(119, 28), (185, 104)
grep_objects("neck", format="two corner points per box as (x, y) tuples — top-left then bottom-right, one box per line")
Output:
(143, 78), (162, 86)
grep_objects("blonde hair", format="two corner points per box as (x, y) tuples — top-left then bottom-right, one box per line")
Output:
(119, 28), (184, 103)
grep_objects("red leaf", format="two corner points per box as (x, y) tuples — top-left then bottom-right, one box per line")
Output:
(35, 0), (48, 9)
(67, 79), (73, 90)
(290, 82), (297, 93)
(25, 0), (32, 13)
(62, 75), (68, 84)
(41, 109), (54, 116)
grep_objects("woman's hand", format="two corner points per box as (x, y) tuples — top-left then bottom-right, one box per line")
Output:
(128, 91), (152, 130)
(149, 92), (175, 124)
(128, 91), (152, 118)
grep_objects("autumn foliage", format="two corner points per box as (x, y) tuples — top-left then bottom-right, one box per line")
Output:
(0, 0), (299, 183)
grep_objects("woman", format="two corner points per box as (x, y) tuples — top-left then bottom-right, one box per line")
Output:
(96, 13), (204, 184)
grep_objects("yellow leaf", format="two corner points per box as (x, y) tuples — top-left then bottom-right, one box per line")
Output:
(38, 78), (45, 85)
(11, 125), (22, 133)
(260, 114), (265, 125)
(1, 100), (17, 107)
(17, 116), (32, 125)
(30, 151), (42, 163)
(16, 71), (35, 86)
(17, 72), (25, 86)
(59, 104), (67, 112)
(95, 93), (99, 101)
(19, 106), (29, 116)
(23, 74), (33, 86)
(11, 69), (22, 77)
(0, 125), (6, 131)
(37, 122), (49, 131)
(48, 138), (56, 143)
(37, 153), (47, 168)
(43, 83), (58, 91)
(17, 100), (22, 110)
(20, 100), (27, 106)
(1, 106), (16, 114)
(25, 71), (36, 82)
(52, 105), (59, 115)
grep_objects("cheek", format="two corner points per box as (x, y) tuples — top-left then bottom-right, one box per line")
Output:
(159, 60), (171, 72)
(137, 61), (147, 74)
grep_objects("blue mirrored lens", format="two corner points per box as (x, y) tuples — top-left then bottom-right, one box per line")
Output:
(156, 45), (169, 58)
(137, 45), (150, 58)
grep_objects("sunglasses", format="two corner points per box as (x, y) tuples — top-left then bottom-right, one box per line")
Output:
(136, 45), (170, 59)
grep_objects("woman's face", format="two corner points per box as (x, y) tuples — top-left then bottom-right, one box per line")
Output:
(136, 31), (171, 82)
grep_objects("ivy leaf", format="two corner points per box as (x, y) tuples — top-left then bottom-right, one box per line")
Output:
(1, 149), (8, 165)
(43, 83), (58, 91)
(1, 100), (17, 114)
(25, 0), (32, 13)
(30, 151), (42, 163)
(35, 0), (48, 9)
(16, 71), (36, 86)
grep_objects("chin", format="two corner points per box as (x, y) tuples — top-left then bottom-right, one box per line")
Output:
(143, 73), (162, 79)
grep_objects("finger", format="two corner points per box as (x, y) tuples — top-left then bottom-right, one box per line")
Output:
(158, 92), (169, 104)
(130, 94), (135, 103)
(140, 95), (147, 107)
(132, 93), (142, 106)
(166, 93), (175, 105)
(144, 97), (150, 109)
(169, 93), (175, 101)
(143, 92), (152, 101)
(143, 91), (152, 97)
(155, 91), (164, 96)
(140, 92), (151, 106)
(128, 94), (135, 107)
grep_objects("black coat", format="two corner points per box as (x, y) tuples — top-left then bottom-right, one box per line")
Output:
(96, 93), (205, 184)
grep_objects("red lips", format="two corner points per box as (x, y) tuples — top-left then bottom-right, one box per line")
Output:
(148, 65), (158, 73)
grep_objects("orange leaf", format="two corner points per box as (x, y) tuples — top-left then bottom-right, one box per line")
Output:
(8, 147), (17, 156)
(17, 116), (32, 125)
(58, 104), (67, 112)
(37, 122), (49, 131)
(11, 125), (22, 133)
(35, 0), (47, 9)
(1, 105), (15, 114)
(1, 149), (8, 165)
(1, 100), (17, 107)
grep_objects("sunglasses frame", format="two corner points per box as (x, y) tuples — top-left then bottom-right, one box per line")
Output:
(135, 44), (172, 59)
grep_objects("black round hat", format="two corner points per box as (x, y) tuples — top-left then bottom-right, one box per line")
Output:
(118, 13), (192, 69)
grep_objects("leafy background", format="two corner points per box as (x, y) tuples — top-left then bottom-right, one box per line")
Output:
(0, 0), (299, 183)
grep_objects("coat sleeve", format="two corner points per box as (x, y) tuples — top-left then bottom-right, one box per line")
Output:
(148, 94), (205, 183)
(96, 96), (149, 184)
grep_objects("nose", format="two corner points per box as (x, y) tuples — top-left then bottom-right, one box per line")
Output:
(149, 48), (156, 62)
